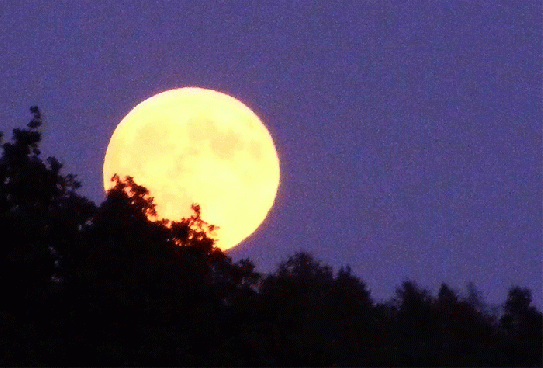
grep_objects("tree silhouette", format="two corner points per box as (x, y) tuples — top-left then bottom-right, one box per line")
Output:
(255, 252), (374, 366)
(390, 281), (438, 365)
(500, 286), (543, 366)
(0, 107), (95, 365)
(63, 174), (260, 365)
(0, 108), (541, 366)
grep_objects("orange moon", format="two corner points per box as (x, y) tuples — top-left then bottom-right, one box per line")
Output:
(103, 87), (280, 251)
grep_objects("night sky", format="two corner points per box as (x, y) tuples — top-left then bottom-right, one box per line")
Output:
(1, 1), (541, 308)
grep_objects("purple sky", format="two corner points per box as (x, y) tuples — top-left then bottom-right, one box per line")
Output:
(1, 1), (541, 308)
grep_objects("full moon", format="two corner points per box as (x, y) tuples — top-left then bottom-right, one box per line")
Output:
(103, 87), (280, 251)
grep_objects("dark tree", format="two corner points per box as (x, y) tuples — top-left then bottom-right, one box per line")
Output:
(1, 108), (541, 366)
(65, 174), (260, 366)
(464, 281), (487, 314)
(390, 281), (439, 365)
(500, 286), (543, 366)
(256, 252), (374, 366)
(0, 108), (96, 365)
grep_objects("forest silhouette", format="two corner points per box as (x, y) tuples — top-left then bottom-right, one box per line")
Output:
(0, 108), (541, 366)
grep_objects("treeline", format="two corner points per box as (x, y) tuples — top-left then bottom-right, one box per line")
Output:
(0, 108), (541, 366)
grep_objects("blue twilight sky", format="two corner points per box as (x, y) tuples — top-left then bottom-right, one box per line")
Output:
(0, 0), (541, 308)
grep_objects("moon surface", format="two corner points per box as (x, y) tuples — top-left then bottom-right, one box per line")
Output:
(103, 87), (280, 251)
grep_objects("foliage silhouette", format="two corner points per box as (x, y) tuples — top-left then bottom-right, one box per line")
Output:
(253, 253), (378, 366)
(0, 109), (541, 366)
(0, 107), (95, 365)
(67, 174), (260, 365)
(499, 287), (543, 366)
